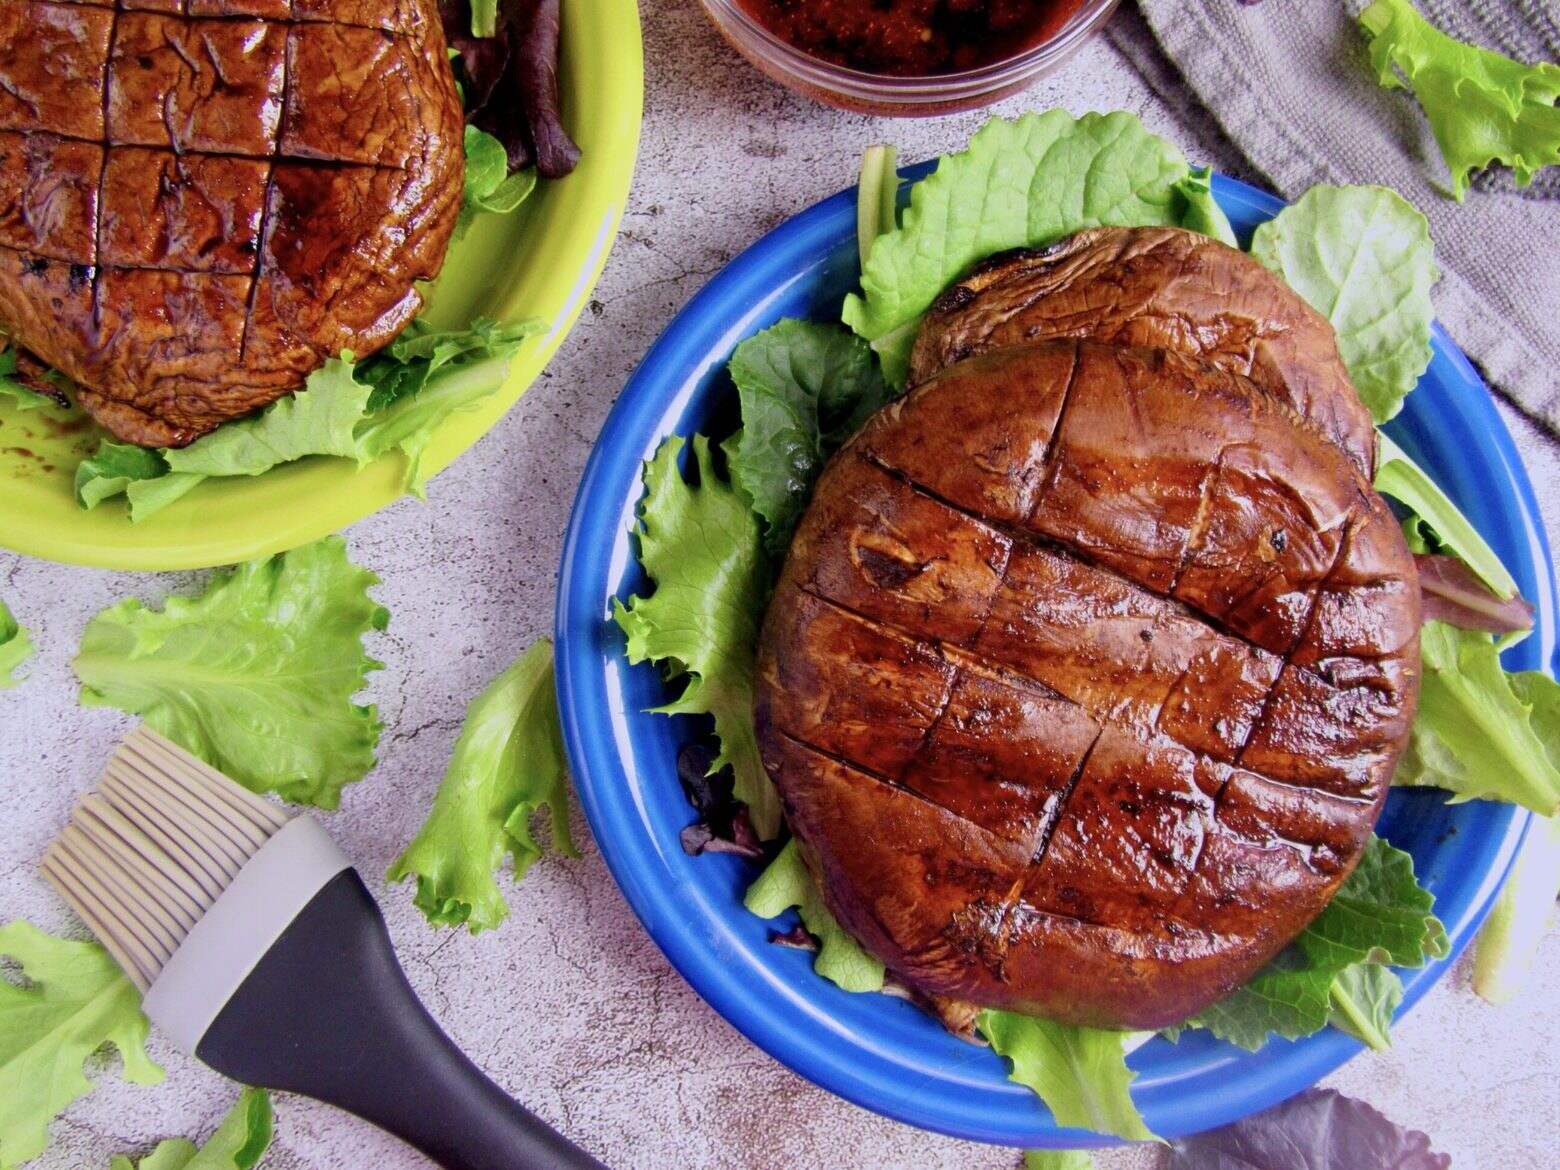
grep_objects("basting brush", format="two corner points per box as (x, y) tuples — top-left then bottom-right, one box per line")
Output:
(41, 724), (607, 1170)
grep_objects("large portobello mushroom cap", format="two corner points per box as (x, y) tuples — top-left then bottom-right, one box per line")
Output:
(0, 0), (463, 447)
(909, 228), (1379, 477)
(755, 339), (1421, 1029)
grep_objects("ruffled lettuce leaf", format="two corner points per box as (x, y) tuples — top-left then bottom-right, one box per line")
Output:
(1178, 837), (1445, 1051)
(1359, 0), (1560, 200)
(1167, 1088), (1449, 1170)
(1251, 185), (1438, 422)
(74, 537), (387, 809)
(724, 319), (892, 557)
(0, 598), (31, 689)
(744, 839), (885, 993)
(1395, 622), (1560, 815)
(0, 349), (69, 413)
(979, 1010), (1156, 1143)
(613, 435), (779, 837)
(76, 319), (540, 521)
(110, 1088), (273, 1170)
(842, 111), (1216, 384)
(0, 922), (163, 1169)
(388, 639), (579, 934)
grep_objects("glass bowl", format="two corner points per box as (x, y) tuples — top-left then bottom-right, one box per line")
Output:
(698, 0), (1121, 116)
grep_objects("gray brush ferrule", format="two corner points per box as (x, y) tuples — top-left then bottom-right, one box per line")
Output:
(142, 817), (350, 1053)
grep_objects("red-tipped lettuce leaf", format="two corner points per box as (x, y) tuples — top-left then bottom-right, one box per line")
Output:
(1417, 553), (1534, 634)
(1167, 1088), (1449, 1169)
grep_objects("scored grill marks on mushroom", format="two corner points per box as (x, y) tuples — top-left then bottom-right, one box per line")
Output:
(908, 227), (1380, 478)
(755, 340), (1421, 1028)
(0, 0), (462, 447)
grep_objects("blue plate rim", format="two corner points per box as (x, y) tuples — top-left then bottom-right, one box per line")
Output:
(555, 167), (1552, 1147)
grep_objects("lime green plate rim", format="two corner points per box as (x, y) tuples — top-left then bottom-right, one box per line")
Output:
(0, 0), (645, 572)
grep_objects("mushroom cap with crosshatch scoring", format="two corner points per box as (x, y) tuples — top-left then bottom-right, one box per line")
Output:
(0, 0), (463, 447)
(755, 339), (1422, 1030)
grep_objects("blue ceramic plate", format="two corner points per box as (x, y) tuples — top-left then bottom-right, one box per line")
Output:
(555, 169), (1556, 1148)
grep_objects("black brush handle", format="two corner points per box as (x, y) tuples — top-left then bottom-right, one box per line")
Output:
(197, 870), (607, 1170)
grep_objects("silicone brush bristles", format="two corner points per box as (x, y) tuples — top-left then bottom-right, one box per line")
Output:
(41, 725), (291, 991)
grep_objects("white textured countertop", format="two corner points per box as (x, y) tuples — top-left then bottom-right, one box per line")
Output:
(2, 6), (1555, 1168)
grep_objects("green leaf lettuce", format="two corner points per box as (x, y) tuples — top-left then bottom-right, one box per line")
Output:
(1359, 0), (1560, 199)
(842, 111), (1210, 383)
(1251, 185), (1438, 422)
(0, 922), (163, 1170)
(0, 598), (32, 689)
(1172, 166), (1239, 248)
(1024, 1152), (1094, 1170)
(744, 839), (885, 993)
(110, 1088), (273, 1170)
(461, 126), (537, 230)
(1395, 622), (1560, 815)
(1180, 836), (1445, 1051)
(74, 537), (388, 809)
(979, 1010), (1156, 1143)
(76, 319), (541, 522)
(388, 639), (579, 934)
(613, 435), (780, 837)
(724, 319), (892, 556)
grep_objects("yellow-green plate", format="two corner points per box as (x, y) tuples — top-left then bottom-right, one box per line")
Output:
(0, 0), (643, 571)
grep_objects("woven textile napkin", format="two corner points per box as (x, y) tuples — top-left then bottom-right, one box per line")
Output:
(1108, 0), (1560, 435)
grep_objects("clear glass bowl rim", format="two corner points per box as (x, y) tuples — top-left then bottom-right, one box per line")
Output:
(699, 0), (1122, 103)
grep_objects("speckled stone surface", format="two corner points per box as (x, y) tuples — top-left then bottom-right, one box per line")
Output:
(2, 6), (1556, 1169)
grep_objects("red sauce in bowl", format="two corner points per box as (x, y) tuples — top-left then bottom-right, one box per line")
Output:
(736, 0), (1089, 76)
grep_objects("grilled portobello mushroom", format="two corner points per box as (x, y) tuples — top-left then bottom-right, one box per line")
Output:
(0, 0), (463, 447)
(755, 340), (1420, 1029)
(909, 228), (1378, 477)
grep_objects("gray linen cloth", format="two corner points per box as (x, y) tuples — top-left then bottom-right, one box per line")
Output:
(1108, 0), (1560, 435)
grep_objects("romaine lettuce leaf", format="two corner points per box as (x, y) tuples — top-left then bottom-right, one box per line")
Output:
(1374, 432), (1518, 600)
(1473, 803), (1560, 1005)
(979, 1010), (1156, 1143)
(724, 319), (891, 556)
(842, 111), (1199, 384)
(744, 839), (885, 993)
(1167, 1088), (1450, 1170)
(1359, 0), (1560, 200)
(1250, 185), (1438, 422)
(76, 319), (540, 521)
(74, 537), (388, 809)
(1395, 622), (1560, 815)
(0, 921), (163, 1170)
(0, 598), (31, 689)
(613, 435), (780, 837)
(855, 144), (900, 269)
(1180, 836), (1445, 1051)
(388, 639), (579, 934)
(110, 1088), (273, 1170)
